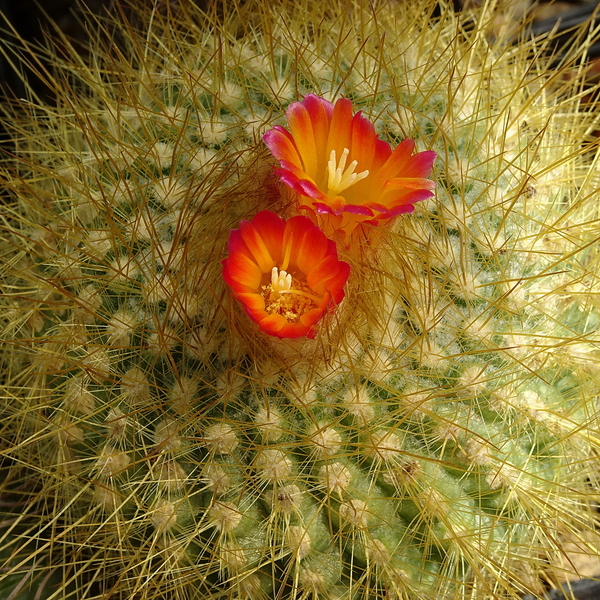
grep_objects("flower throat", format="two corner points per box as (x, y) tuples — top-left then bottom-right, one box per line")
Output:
(261, 266), (320, 322)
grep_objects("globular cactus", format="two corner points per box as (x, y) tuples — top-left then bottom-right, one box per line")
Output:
(1, 1), (599, 599)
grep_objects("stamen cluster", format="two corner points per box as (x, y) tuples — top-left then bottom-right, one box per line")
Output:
(261, 269), (318, 323)
(327, 148), (370, 195)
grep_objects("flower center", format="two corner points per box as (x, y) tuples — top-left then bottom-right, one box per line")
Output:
(262, 267), (322, 322)
(327, 148), (369, 195)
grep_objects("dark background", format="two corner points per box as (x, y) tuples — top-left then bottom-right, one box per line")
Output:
(1, 0), (598, 102)
(0, 0), (113, 101)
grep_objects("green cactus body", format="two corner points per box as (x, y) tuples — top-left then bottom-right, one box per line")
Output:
(1, 1), (599, 599)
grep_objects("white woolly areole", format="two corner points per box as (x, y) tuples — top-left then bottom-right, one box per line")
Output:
(76, 284), (103, 323)
(105, 407), (127, 440)
(64, 376), (96, 415)
(340, 499), (369, 529)
(81, 347), (111, 383)
(463, 438), (492, 467)
(53, 415), (84, 446)
(458, 365), (488, 398)
(219, 541), (247, 573)
(95, 444), (131, 478)
(209, 502), (242, 532)
(120, 367), (150, 404)
(203, 423), (239, 455)
(487, 464), (529, 491)
(368, 538), (391, 566)
(148, 141), (175, 167)
(94, 483), (121, 512)
(318, 462), (352, 495)
(169, 376), (199, 413)
(286, 525), (312, 560)
(382, 459), (423, 488)
(154, 419), (182, 453)
(515, 389), (548, 422)
(342, 385), (375, 422)
(306, 424), (342, 458)
(254, 448), (292, 482)
(365, 429), (403, 462)
(153, 176), (189, 209)
(156, 459), (187, 491)
(400, 388), (434, 420)
(107, 310), (137, 347)
(202, 464), (232, 495)
(299, 568), (326, 594)
(265, 484), (303, 515)
(254, 406), (285, 442)
(236, 574), (262, 598)
(151, 499), (178, 532)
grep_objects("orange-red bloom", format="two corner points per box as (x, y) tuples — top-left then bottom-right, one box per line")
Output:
(263, 94), (436, 242)
(222, 211), (350, 339)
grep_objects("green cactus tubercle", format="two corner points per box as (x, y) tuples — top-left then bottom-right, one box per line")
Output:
(1, 1), (599, 599)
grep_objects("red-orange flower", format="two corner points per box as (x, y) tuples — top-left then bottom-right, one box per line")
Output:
(222, 211), (350, 339)
(263, 94), (436, 242)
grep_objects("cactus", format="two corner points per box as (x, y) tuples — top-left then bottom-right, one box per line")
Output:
(1, 1), (599, 599)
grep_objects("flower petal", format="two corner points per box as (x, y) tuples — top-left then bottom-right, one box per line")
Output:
(227, 228), (249, 256)
(222, 252), (262, 291)
(299, 306), (328, 327)
(372, 139), (392, 171)
(303, 94), (333, 171)
(307, 254), (347, 294)
(312, 202), (335, 215)
(326, 98), (353, 157)
(383, 189), (435, 216)
(379, 204), (416, 218)
(259, 313), (314, 339)
(290, 217), (329, 274)
(350, 111), (377, 170)
(258, 313), (287, 334)
(343, 204), (374, 216)
(239, 211), (284, 271)
(263, 126), (303, 166)
(297, 178), (328, 200)
(376, 138), (416, 183)
(287, 102), (318, 178)
(277, 160), (307, 179)
(276, 168), (327, 201)
(383, 177), (436, 191)
(237, 292), (266, 314)
(318, 260), (350, 304)
(404, 150), (437, 178)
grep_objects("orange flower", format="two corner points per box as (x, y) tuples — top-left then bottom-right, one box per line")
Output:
(222, 211), (350, 339)
(263, 94), (436, 242)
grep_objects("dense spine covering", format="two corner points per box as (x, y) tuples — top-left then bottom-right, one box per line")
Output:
(1, 1), (599, 599)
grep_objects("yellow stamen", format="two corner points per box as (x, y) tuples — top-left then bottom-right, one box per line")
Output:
(327, 148), (369, 195)
(262, 268), (322, 322)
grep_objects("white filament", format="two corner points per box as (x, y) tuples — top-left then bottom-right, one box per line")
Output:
(327, 148), (369, 194)
(271, 267), (292, 293)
